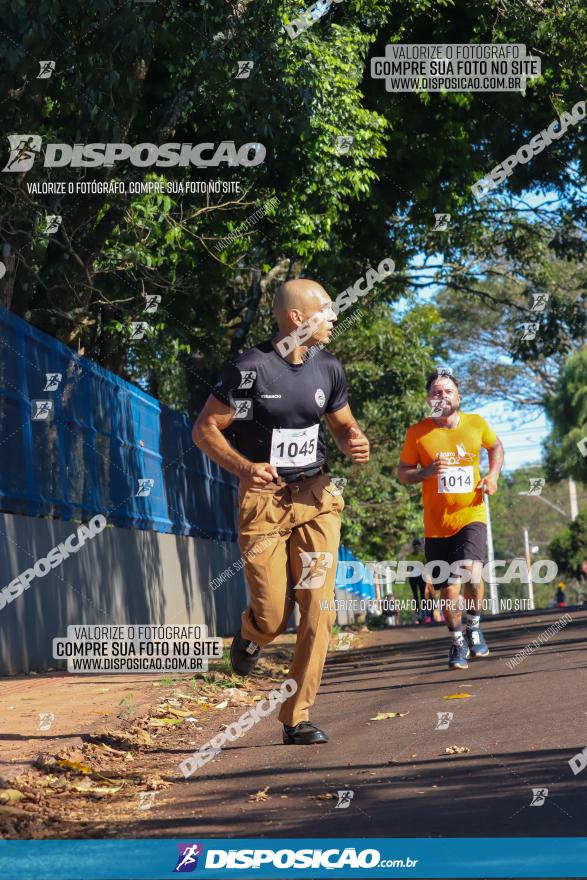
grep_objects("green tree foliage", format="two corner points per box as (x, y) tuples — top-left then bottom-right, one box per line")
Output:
(549, 511), (587, 584)
(485, 463), (587, 604)
(0, 0), (390, 398)
(487, 464), (585, 557)
(544, 349), (587, 483)
(433, 241), (586, 409)
(2, 0), (587, 400)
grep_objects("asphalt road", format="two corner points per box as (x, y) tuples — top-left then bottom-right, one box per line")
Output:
(131, 607), (587, 840)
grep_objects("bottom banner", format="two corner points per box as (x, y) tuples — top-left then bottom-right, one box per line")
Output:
(1, 837), (586, 879)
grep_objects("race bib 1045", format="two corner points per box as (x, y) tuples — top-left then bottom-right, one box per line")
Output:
(437, 466), (474, 494)
(270, 424), (319, 468)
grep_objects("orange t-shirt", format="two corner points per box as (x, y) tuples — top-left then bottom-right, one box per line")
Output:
(400, 412), (498, 538)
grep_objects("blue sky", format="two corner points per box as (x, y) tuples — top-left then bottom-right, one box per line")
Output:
(474, 401), (546, 472)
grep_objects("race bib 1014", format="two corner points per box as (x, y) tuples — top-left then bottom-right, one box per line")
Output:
(270, 424), (319, 468)
(437, 466), (474, 494)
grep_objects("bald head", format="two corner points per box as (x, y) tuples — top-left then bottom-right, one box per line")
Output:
(272, 279), (329, 326)
(272, 278), (338, 355)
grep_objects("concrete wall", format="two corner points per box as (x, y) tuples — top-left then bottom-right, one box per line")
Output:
(0, 513), (248, 675)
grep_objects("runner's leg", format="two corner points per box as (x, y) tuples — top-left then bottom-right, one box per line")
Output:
(463, 567), (484, 617)
(408, 575), (422, 622)
(462, 562), (490, 656)
(457, 525), (490, 657)
(440, 582), (464, 630)
(238, 486), (293, 645)
(426, 534), (469, 666)
(278, 478), (341, 727)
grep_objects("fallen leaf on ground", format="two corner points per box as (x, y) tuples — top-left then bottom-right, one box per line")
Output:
(72, 781), (123, 797)
(214, 700), (229, 710)
(444, 746), (470, 755)
(0, 804), (30, 817)
(370, 712), (408, 721)
(55, 759), (93, 775)
(311, 792), (336, 800)
(95, 743), (126, 756)
(145, 777), (173, 791)
(70, 778), (115, 793)
(249, 786), (270, 802)
(35, 774), (59, 787)
(148, 717), (184, 727)
(0, 789), (25, 803)
(82, 728), (155, 749)
(155, 707), (193, 718)
(442, 693), (473, 700)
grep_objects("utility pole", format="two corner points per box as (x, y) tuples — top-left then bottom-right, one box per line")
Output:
(484, 493), (499, 615)
(384, 565), (397, 626)
(569, 477), (579, 521)
(523, 526), (535, 611)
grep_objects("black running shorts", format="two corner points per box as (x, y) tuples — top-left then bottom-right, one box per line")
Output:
(424, 522), (488, 568)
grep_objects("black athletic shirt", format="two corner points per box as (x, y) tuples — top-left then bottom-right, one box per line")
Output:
(211, 339), (348, 474)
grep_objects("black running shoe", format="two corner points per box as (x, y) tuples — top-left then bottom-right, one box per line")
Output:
(230, 630), (261, 676)
(283, 721), (329, 745)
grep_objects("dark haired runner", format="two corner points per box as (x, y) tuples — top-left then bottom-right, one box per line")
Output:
(397, 369), (504, 669)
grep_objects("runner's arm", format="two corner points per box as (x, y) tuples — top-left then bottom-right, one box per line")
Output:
(479, 437), (504, 494)
(192, 395), (277, 485)
(486, 437), (504, 476)
(398, 426), (446, 484)
(397, 458), (445, 484)
(192, 395), (249, 476)
(324, 404), (369, 463)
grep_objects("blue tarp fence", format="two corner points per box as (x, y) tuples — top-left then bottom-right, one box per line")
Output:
(0, 306), (238, 541)
(336, 544), (375, 600)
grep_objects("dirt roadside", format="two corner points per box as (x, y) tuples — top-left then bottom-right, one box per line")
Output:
(0, 627), (370, 839)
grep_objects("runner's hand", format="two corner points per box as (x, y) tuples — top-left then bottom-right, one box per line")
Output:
(422, 459), (449, 479)
(477, 473), (498, 495)
(346, 426), (370, 463)
(240, 462), (279, 492)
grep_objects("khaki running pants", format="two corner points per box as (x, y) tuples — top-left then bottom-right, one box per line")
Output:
(237, 473), (343, 727)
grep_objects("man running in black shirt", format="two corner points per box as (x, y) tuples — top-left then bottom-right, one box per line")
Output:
(193, 279), (369, 745)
